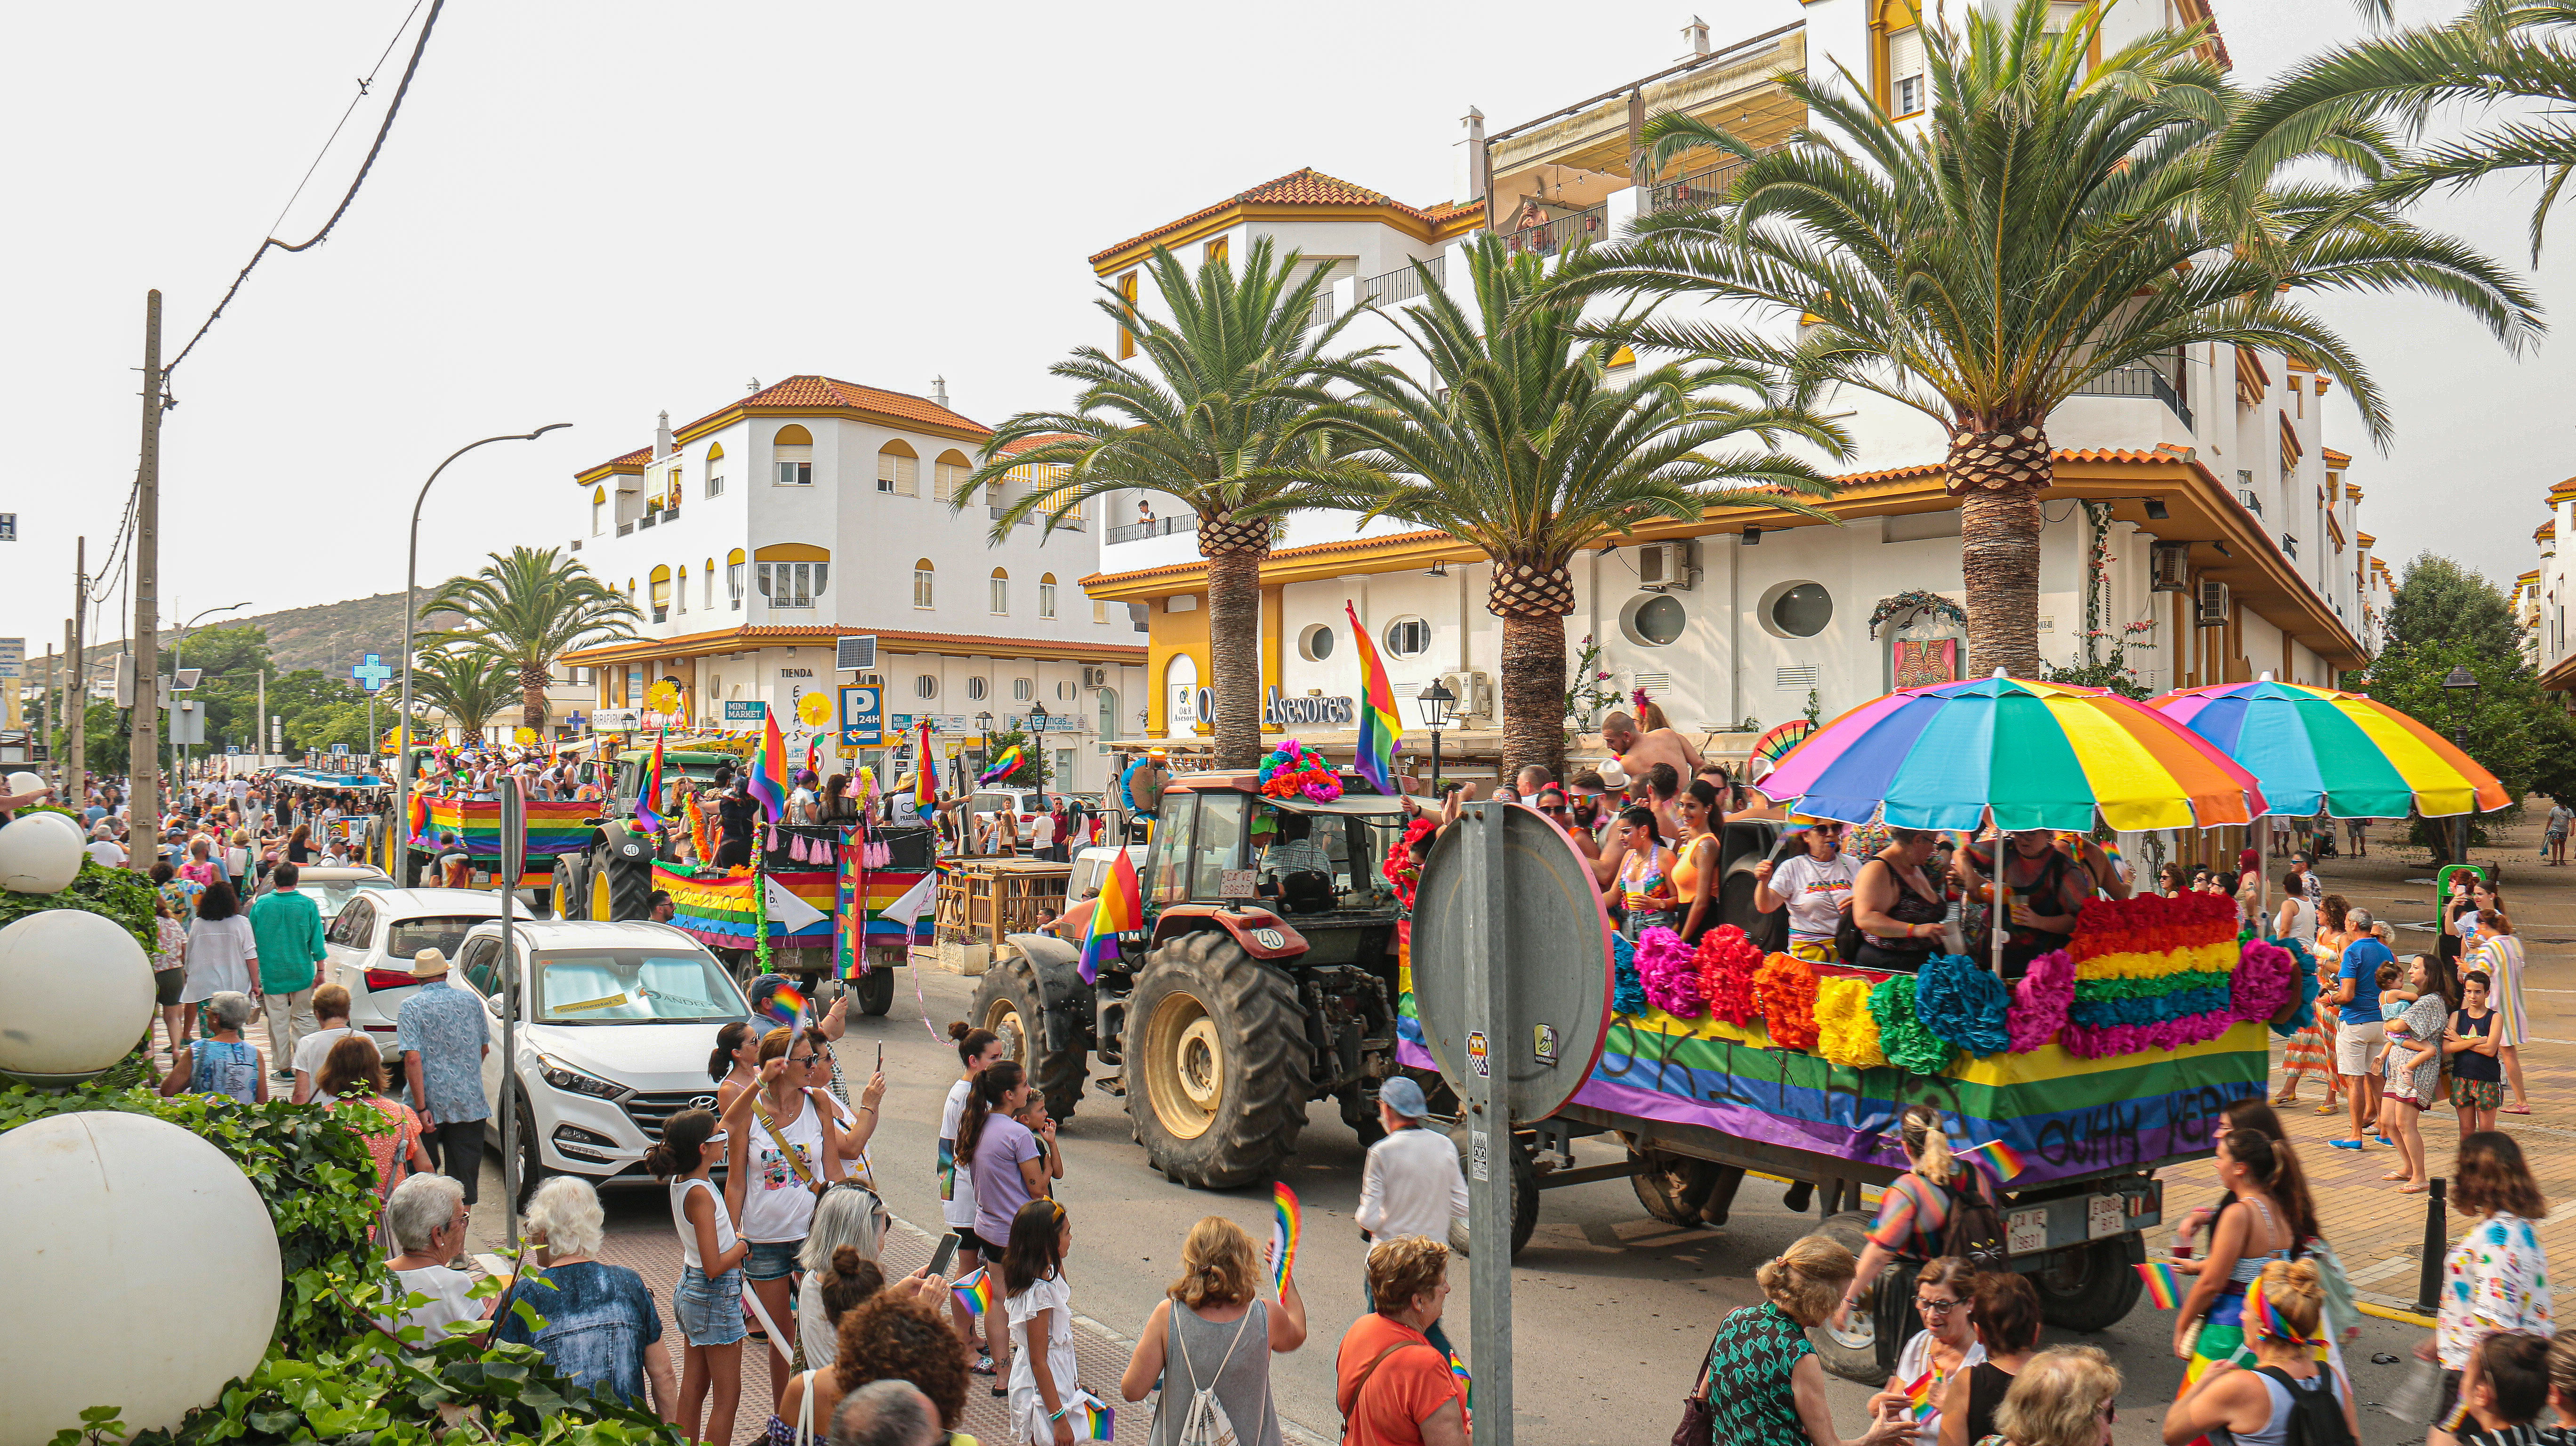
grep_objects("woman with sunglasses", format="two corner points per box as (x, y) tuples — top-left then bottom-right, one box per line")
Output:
(742, 1028), (854, 1412)
(1605, 807), (1677, 940)
(1866, 1257), (1981, 1446)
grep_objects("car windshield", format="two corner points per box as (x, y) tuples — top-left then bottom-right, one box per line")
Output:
(388, 915), (495, 959)
(531, 948), (745, 1024)
(305, 880), (394, 920)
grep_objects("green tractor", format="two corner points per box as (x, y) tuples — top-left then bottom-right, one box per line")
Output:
(555, 747), (739, 922)
(975, 771), (1412, 1188)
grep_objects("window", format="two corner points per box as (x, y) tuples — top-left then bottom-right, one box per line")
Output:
(1095, 600), (1112, 625)
(1298, 624), (1336, 661)
(704, 558), (716, 611)
(1039, 574), (1058, 619)
(936, 450), (972, 505)
(774, 424), (813, 486)
(1097, 687), (1121, 741)
(757, 561), (828, 608)
(914, 558), (934, 610)
(2043, 0), (2085, 34)
(1887, 24), (1925, 115)
(990, 568), (1010, 615)
(726, 548), (746, 611)
(1383, 617), (1431, 658)
(590, 487), (605, 536)
(705, 442), (725, 498)
(1622, 594), (1687, 647)
(675, 566), (688, 614)
(1012, 677), (1032, 701)
(916, 675), (939, 699)
(1118, 270), (1139, 360)
(1762, 581), (1835, 638)
(878, 439), (919, 496)
(1205, 236), (1229, 267)
(967, 676), (990, 702)
(1057, 680), (1075, 700)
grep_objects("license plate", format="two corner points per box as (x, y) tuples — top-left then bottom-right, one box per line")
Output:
(2087, 1193), (2125, 1240)
(2007, 1206), (2048, 1256)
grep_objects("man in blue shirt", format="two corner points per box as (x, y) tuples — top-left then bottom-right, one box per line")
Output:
(2331, 908), (2394, 1151)
(397, 948), (492, 1217)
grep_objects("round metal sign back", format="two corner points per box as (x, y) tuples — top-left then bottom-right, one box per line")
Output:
(1410, 803), (1616, 1122)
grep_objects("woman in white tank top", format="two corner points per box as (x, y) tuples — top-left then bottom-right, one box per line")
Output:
(649, 1106), (750, 1446)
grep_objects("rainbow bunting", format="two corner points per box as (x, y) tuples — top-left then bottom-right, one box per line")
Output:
(1079, 849), (1142, 985)
(748, 710), (789, 823)
(1902, 1368), (1939, 1421)
(764, 981), (809, 1028)
(1270, 1182), (1302, 1294)
(952, 1268), (994, 1317)
(1344, 600), (1402, 795)
(635, 731), (666, 834)
(979, 745), (1025, 785)
(2136, 1261), (2183, 1310)
(1959, 1138), (2026, 1183)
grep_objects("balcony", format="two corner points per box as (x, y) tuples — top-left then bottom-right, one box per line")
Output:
(1360, 254), (1446, 309)
(1646, 151), (1767, 214)
(616, 522), (634, 537)
(1501, 204), (1607, 258)
(2237, 490), (2264, 519)
(1300, 292), (1336, 332)
(2069, 362), (2192, 431)
(1108, 514), (1199, 545)
(2281, 532), (2300, 560)
(636, 511), (657, 530)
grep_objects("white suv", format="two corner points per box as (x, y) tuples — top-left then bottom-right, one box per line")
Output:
(447, 918), (750, 1191)
(325, 888), (514, 1060)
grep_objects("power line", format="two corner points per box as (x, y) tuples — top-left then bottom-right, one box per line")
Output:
(164, 0), (446, 379)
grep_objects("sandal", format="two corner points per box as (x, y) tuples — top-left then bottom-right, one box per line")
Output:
(970, 1356), (997, 1377)
(2382, 1170), (2410, 1181)
(2314, 1104), (2341, 1116)
(2507, 1105), (2533, 1115)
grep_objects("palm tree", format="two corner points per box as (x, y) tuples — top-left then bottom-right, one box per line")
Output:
(408, 646), (518, 745)
(1555, 0), (2536, 678)
(960, 239), (1387, 769)
(2231, 0), (2576, 261)
(419, 546), (640, 733)
(1310, 237), (1848, 780)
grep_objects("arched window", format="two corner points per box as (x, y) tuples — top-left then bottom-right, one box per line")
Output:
(649, 566), (672, 623)
(936, 450), (973, 506)
(705, 442), (726, 498)
(1163, 653), (1197, 739)
(1039, 573), (1058, 619)
(913, 558), (934, 610)
(675, 565), (689, 615)
(916, 674), (939, 699)
(989, 567), (1009, 615)
(754, 543), (830, 609)
(1012, 677), (1033, 701)
(591, 486), (606, 536)
(1096, 687), (1121, 742)
(725, 548), (746, 611)
(878, 439), (919, 497)
(704, 557), (716, 611)
(966, 676), (990, 702)
(774, 424), (813, 486)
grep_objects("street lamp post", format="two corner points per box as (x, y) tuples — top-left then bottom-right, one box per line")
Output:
(169, 602), (249, 781)
(1416, 680), (1457, 795)
(2444, 664), (2481, 868)
(396, 425), (572, 886)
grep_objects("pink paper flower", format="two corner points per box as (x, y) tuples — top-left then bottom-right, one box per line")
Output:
(2007, 949), (2076, 1052)
(1635, 927), (1703, 1017)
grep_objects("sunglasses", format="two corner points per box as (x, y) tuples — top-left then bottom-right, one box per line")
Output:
(789, 1053), (822, 1067)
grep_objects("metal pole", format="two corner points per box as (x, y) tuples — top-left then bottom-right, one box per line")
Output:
(396, 424), (572, 888)
(2413, 1175), (2448, 1316)
(60, 621), (78, 797)
(500, 775), (522, 1244)
(65, 537), (85, 807)
(1462, 800), (1513, 1445)
(128, 293), (163, 870)
(257, 669), (266, 772)
(1430, 724), (1443, 795)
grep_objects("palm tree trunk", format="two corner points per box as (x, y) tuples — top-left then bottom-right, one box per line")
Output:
(522, 660), (548, 736)
(1949, 424), (2051, 680)
(1199, 516), (1272, 770)
(1498, 611), (1570, 786)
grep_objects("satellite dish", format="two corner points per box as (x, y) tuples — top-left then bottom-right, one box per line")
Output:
(1410, 803), (1615, 1122)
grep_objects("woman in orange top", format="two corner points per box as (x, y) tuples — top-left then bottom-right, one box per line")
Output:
(1674, 780), (1723, 943)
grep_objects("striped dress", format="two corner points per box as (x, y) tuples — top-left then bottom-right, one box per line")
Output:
(2473, 930), (2529, 1047)
(2280, 931), (2340, 1084)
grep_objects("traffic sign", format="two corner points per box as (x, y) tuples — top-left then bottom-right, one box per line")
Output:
(0, 514), (16, 541)
(353, 655), (394, 693)
(840, 684), (883, 746)
(499, 776), (526, 885)
(330, 743), (350, 756)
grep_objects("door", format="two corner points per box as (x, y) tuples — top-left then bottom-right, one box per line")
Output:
(455, 936), (509, 1116)
(1163, 654), (1197, 739)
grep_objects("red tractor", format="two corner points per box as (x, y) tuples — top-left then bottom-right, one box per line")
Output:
(973, 771), (1411, 1187)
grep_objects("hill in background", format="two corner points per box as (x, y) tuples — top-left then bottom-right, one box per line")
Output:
(72, 583), (463, 678)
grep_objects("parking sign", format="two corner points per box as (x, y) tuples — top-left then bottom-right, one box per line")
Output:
(839, 684), (883, 746)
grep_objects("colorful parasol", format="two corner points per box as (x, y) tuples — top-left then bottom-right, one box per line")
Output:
(1751, 673), (2268, 833)
(2149, 676), (2507, 819)
(1748, 718), (1816, 776)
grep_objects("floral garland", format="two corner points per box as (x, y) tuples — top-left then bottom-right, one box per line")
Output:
(2077, 969), (2234, 1001)
(1814, 976), (1887, 1068)
(2007, 950), (2077, 1053)
(1636, 927), (1703, 1017)
(2068, 984), (2233, 1028)
(1612, 932), (1647, 1015)
(1912, 953), (2012, 1056)
(1755, 952), (1821, 1051)
(2067, 893), (2239, 962)
(1383, 818), (1436, 911)
(1867, 589), (1968, 640)
(1258, 738), (1342, 802)
(1693, 926), (1764, 1027)
(685, 789), (713, 868)
(2231, 940), (2297, 1024)
(1869, 974), (1956, 1076)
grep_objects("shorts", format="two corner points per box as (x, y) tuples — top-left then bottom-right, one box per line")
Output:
(1788, 939), (1837, 964)
(2452, 1077), (2504, 1110)
(155, 967), (186, 1007)
(2334, 1019), (2385, 1076)
(950, 1226), (991, 1258)
(674, 1264), (748, 1346)
(745, 1238), (803, 1281)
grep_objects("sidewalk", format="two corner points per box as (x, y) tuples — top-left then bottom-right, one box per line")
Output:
(2154, 801), (2576, 1317)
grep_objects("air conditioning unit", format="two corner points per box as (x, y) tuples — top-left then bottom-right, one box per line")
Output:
(1082, 667), (1109, 689)
(1441, 670), (1494, 720)
(2197, 578), (2232, 627)
(1636, 540), (1699, 592)
(2149, 541), (2191, 592)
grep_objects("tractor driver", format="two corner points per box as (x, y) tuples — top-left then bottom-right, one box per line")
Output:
(1258, 810), (1337, 912)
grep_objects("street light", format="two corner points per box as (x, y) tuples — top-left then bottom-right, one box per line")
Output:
(2444, 663), (2481, 866)
(396, 424), (572, 887)
(1416, 679), (1457, 794)
(169, 602), (249, 780)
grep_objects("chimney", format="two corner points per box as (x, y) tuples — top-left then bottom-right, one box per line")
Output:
(1682, 15), (1711, 57)
(933, 376), (950, 410)
(654, 410), (673, 460)
(1455, 106), (1488, 223)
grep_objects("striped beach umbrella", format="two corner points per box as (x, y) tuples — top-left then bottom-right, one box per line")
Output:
(1751, 673), (2268, 833)
(2149, 676), (2506, 819)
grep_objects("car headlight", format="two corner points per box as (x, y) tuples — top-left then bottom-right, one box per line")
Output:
(535, 1054), (624, 1100)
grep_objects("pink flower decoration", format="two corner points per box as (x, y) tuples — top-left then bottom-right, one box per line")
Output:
(2231, 940), (2295, 1022)
(2007, 948), (2075, 1052)
(2059, 1010), (2238, 1059)
(1635, 927), (1703, 1017)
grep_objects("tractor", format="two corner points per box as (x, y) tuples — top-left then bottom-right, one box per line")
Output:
(975, 771), (1410, 1188)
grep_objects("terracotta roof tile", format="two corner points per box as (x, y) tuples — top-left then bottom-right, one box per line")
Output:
(578, 445), (654, 477)
(1089, 168), (1436, 266)
(678, 375), (989, 438)
(997, 432), (1084, 458)
(562, 623), (1144, 667)
(2321, 448), (2351, 465)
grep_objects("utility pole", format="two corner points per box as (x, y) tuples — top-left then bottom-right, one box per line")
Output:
(127, 291), (163, 868)
(40, 642), (54, 777)
(257, 667), (267, 771)
(64, 536), (85, 805)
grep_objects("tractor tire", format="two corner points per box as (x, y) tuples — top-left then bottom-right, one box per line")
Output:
(1810, 1210), (1912, 1382)
(1123, 930), (1310, 1189)
(973, 952), (1087, 1123)
(2034, 1234), (2145, 1333)
(1446, 1121), (1538, 1260)
(553, 854), (591, 920)
(592, 830), (655, 923)
(853, 958), (898, 1017)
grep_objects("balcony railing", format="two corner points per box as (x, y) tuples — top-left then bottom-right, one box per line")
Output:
(637, 511), (657, 530)
(2280, 532), (2300, 560)
(2069, 362), (2193, 431)
(1646, 150), (1768, 214)
(662, 505), (679, 523)
(1501, 204), (1607, 258)
(616, 522), (634, 537)
(1107, 514), (1199, 545)
(1360, 254), (1446, 309)
(1300, 292), (1336, 331)
(2236, 489), (2264, 519)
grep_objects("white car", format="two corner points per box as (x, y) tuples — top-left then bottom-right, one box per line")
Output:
(270, 864), (394, 922)
(324, 887), (514, 1059)
(447, 918), (750, 1190)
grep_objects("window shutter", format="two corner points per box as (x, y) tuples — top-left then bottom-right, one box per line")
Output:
(1887, 26), (1925, 110)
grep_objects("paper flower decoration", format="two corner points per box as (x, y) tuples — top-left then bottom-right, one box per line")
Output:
(1913, 953), (2012, 1057)
(1692, 925), (1763, 1027)
(1612, 932), (1647, 1015)
(1869, 974), (1955, 1076)
(1635, 927), (1703, 1017)
(1755, 952), (1820, 1051)
(1256, 738), (1342, 803)
(1814, 976), (1887, 1068)
(2006, 949), (2076, 1053)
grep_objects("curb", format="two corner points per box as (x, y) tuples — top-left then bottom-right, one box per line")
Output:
(2357, 1301), (2436, 1329)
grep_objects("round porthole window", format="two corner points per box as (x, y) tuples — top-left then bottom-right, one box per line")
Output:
(966, 677), (990, 701)
(1384, 617), (1431, 658)
(1298, 624), (1336, 662)
(1619, 594), (1688, 647)
(1761, 581), (1834, 639)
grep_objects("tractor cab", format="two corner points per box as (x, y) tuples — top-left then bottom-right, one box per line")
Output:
(1143, 774), (1408, 928)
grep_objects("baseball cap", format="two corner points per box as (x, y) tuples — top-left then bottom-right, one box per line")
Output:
(1378, 1076), (1430, 1120)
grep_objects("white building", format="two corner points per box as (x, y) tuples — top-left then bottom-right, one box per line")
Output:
(560, 376), (1148, 793)
(1079, 11), (2374, 781)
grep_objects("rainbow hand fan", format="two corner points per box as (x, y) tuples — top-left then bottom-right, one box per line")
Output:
(1270, 1182), (1302, 1293)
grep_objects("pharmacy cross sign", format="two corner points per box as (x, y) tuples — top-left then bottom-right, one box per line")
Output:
(353, 654), (394, 693)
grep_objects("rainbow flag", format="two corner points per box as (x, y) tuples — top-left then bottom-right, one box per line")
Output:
(1271, 1182), (1302, 1293)
(1344, 600), (1402, 795)
(654, 861), (838, 947)
(979, 745), (1025, 785)
(2136, 1261), (2184, 1310)
(952, 1268), (994, 1317)
(749, 710), (788, 823)
(1072, 1397), (1114, 1441)
(1960, 1138), (2026, 1184)
(765, 981), (809, 1028)
(914, 719), (938, 811)
(635, 731), (666, 834)
(421, 798), (596, 857)
(406, 790), (429, 845)
(1902, 1368), (1939, 1421)
(1079, 849), (1142, 984)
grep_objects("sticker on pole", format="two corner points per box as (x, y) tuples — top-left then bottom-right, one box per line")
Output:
(1470, 1128), (1490, 1182)
(1465, 1031), (1489, 1078)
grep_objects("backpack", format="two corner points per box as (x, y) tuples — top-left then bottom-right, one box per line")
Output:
(1171, 1302), (1264, 1446)
(2252, 1366), (2357, 1446)
(1939, 1172), (2011, 1274)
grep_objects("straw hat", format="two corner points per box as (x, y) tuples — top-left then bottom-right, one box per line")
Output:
(410, 948), (451, 979)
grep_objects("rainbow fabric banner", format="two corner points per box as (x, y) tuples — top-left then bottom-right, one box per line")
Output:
(635, 732), (666, 835)
(653, 860), (837, 948)
(1270, 1182), (1302, 1294)
(1344, 600), (1401, 795)
(914, 718), (938, 811)
(978, 745), (1024, 785)
(416, 797), (596, 857)
(836, 845), (939, 980)
(749, 711), (788, 823)
(1079, 849), (1142, 984)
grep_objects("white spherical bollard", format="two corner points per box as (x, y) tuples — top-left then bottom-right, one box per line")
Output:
(0, 1112), (282, 1445)
(4, 771), (41, 797)
(0, 815), (85, 894)
(0, 911), (155, 1084)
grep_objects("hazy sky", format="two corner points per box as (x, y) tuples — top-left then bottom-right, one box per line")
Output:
(4, 0), (2565, 670)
